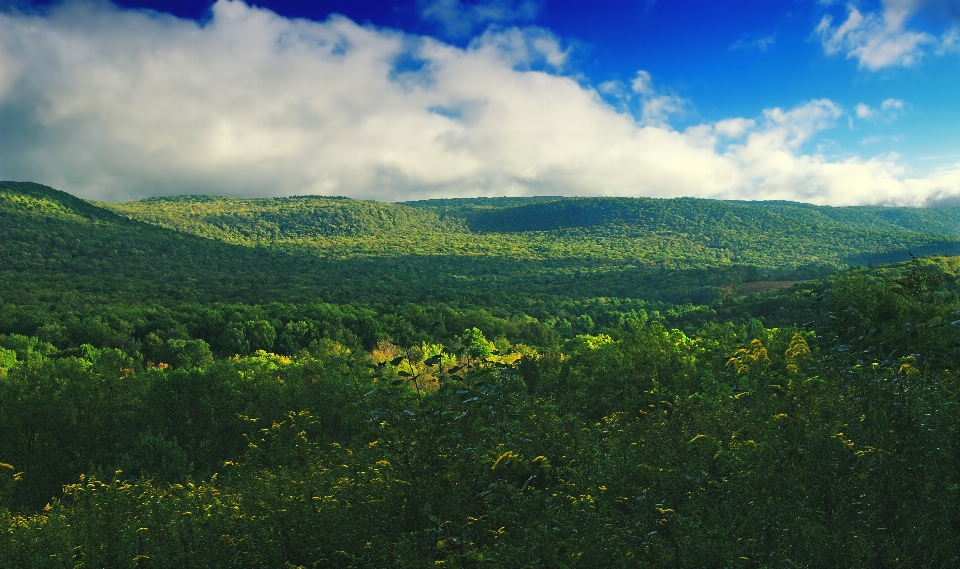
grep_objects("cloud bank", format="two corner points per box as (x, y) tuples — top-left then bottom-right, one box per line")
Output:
(1, 0), (958, 205)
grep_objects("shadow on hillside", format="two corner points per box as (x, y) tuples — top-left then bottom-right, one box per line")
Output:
(847, 241), (960, 266)
(463, 200), (628, 232)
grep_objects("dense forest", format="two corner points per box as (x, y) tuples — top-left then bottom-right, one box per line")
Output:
(2, 181), (960, 567)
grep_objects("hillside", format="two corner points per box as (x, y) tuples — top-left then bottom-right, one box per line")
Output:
(408, 196), (960, 236)
(3, 182), (958, 316)
(0, 182), (322, 306)
(743, 200), (960, 236)
(96, 194), (467, 243)
(100, 191), (960, 279)
(408, 196), (960, 265)
(4, 181), (960, 567)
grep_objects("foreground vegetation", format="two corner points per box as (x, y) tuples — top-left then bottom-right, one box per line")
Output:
(2, 182), (960, 567)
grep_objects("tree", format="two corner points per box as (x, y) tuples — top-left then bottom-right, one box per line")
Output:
(460, 327), (493, 361)
(159, 338), (214, 369)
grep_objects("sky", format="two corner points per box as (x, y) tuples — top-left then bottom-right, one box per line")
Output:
(1, 0), (960, 205)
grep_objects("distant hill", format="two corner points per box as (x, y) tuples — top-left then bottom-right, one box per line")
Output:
(403, 195), (960, 235)
(4, 182), (960, 311)
(100, 193), (960, 268)
(741, 200), (960, 236)
(405, 196), (960, 267)
(0, 181), (315, 306)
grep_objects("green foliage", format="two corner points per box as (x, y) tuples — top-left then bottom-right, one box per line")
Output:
(459, 326), (494, 360)
(69, 182), (960, 306)
(157, 338), (214, 369)
(5, 182), (960, 565)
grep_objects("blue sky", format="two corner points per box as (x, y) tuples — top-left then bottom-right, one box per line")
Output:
(1, 0), (959, 205)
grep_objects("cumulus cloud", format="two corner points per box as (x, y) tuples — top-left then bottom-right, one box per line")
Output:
(814, 0), (959, 69)
(420, 0), (540, 38)
(0, 0), (958, 206)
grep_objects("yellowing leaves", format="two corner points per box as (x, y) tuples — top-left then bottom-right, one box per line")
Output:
(727, 339), (771, 376)
(785, 333), (812, 375)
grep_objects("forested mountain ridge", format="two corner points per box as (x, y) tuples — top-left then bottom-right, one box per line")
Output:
(6, 180), (960, 311)
(0, 182), (715, 308)
(100, 190), (960, 270)
(407, 195), (960, 236)
(742, 200), (960, 236)
(411, 196), (960, 266)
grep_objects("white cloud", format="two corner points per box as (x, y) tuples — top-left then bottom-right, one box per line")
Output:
(0, 0), (958, 207)
(861, 134), (902, 145)
(631, 70), (653, 95)
(627, 70), (687, 127)
(882, 98), (905, 111)
(713, 118), (756, 139)
(420, 0), (540, 38)
(855, 98), (908, 121)
(814, 1), (952, 69)
(938, 26), (960, 54)
(761, 99), (843, 149)
(467, 24), (568, 69)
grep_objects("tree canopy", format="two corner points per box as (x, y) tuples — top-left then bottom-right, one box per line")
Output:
(2, 181), (960, 567)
